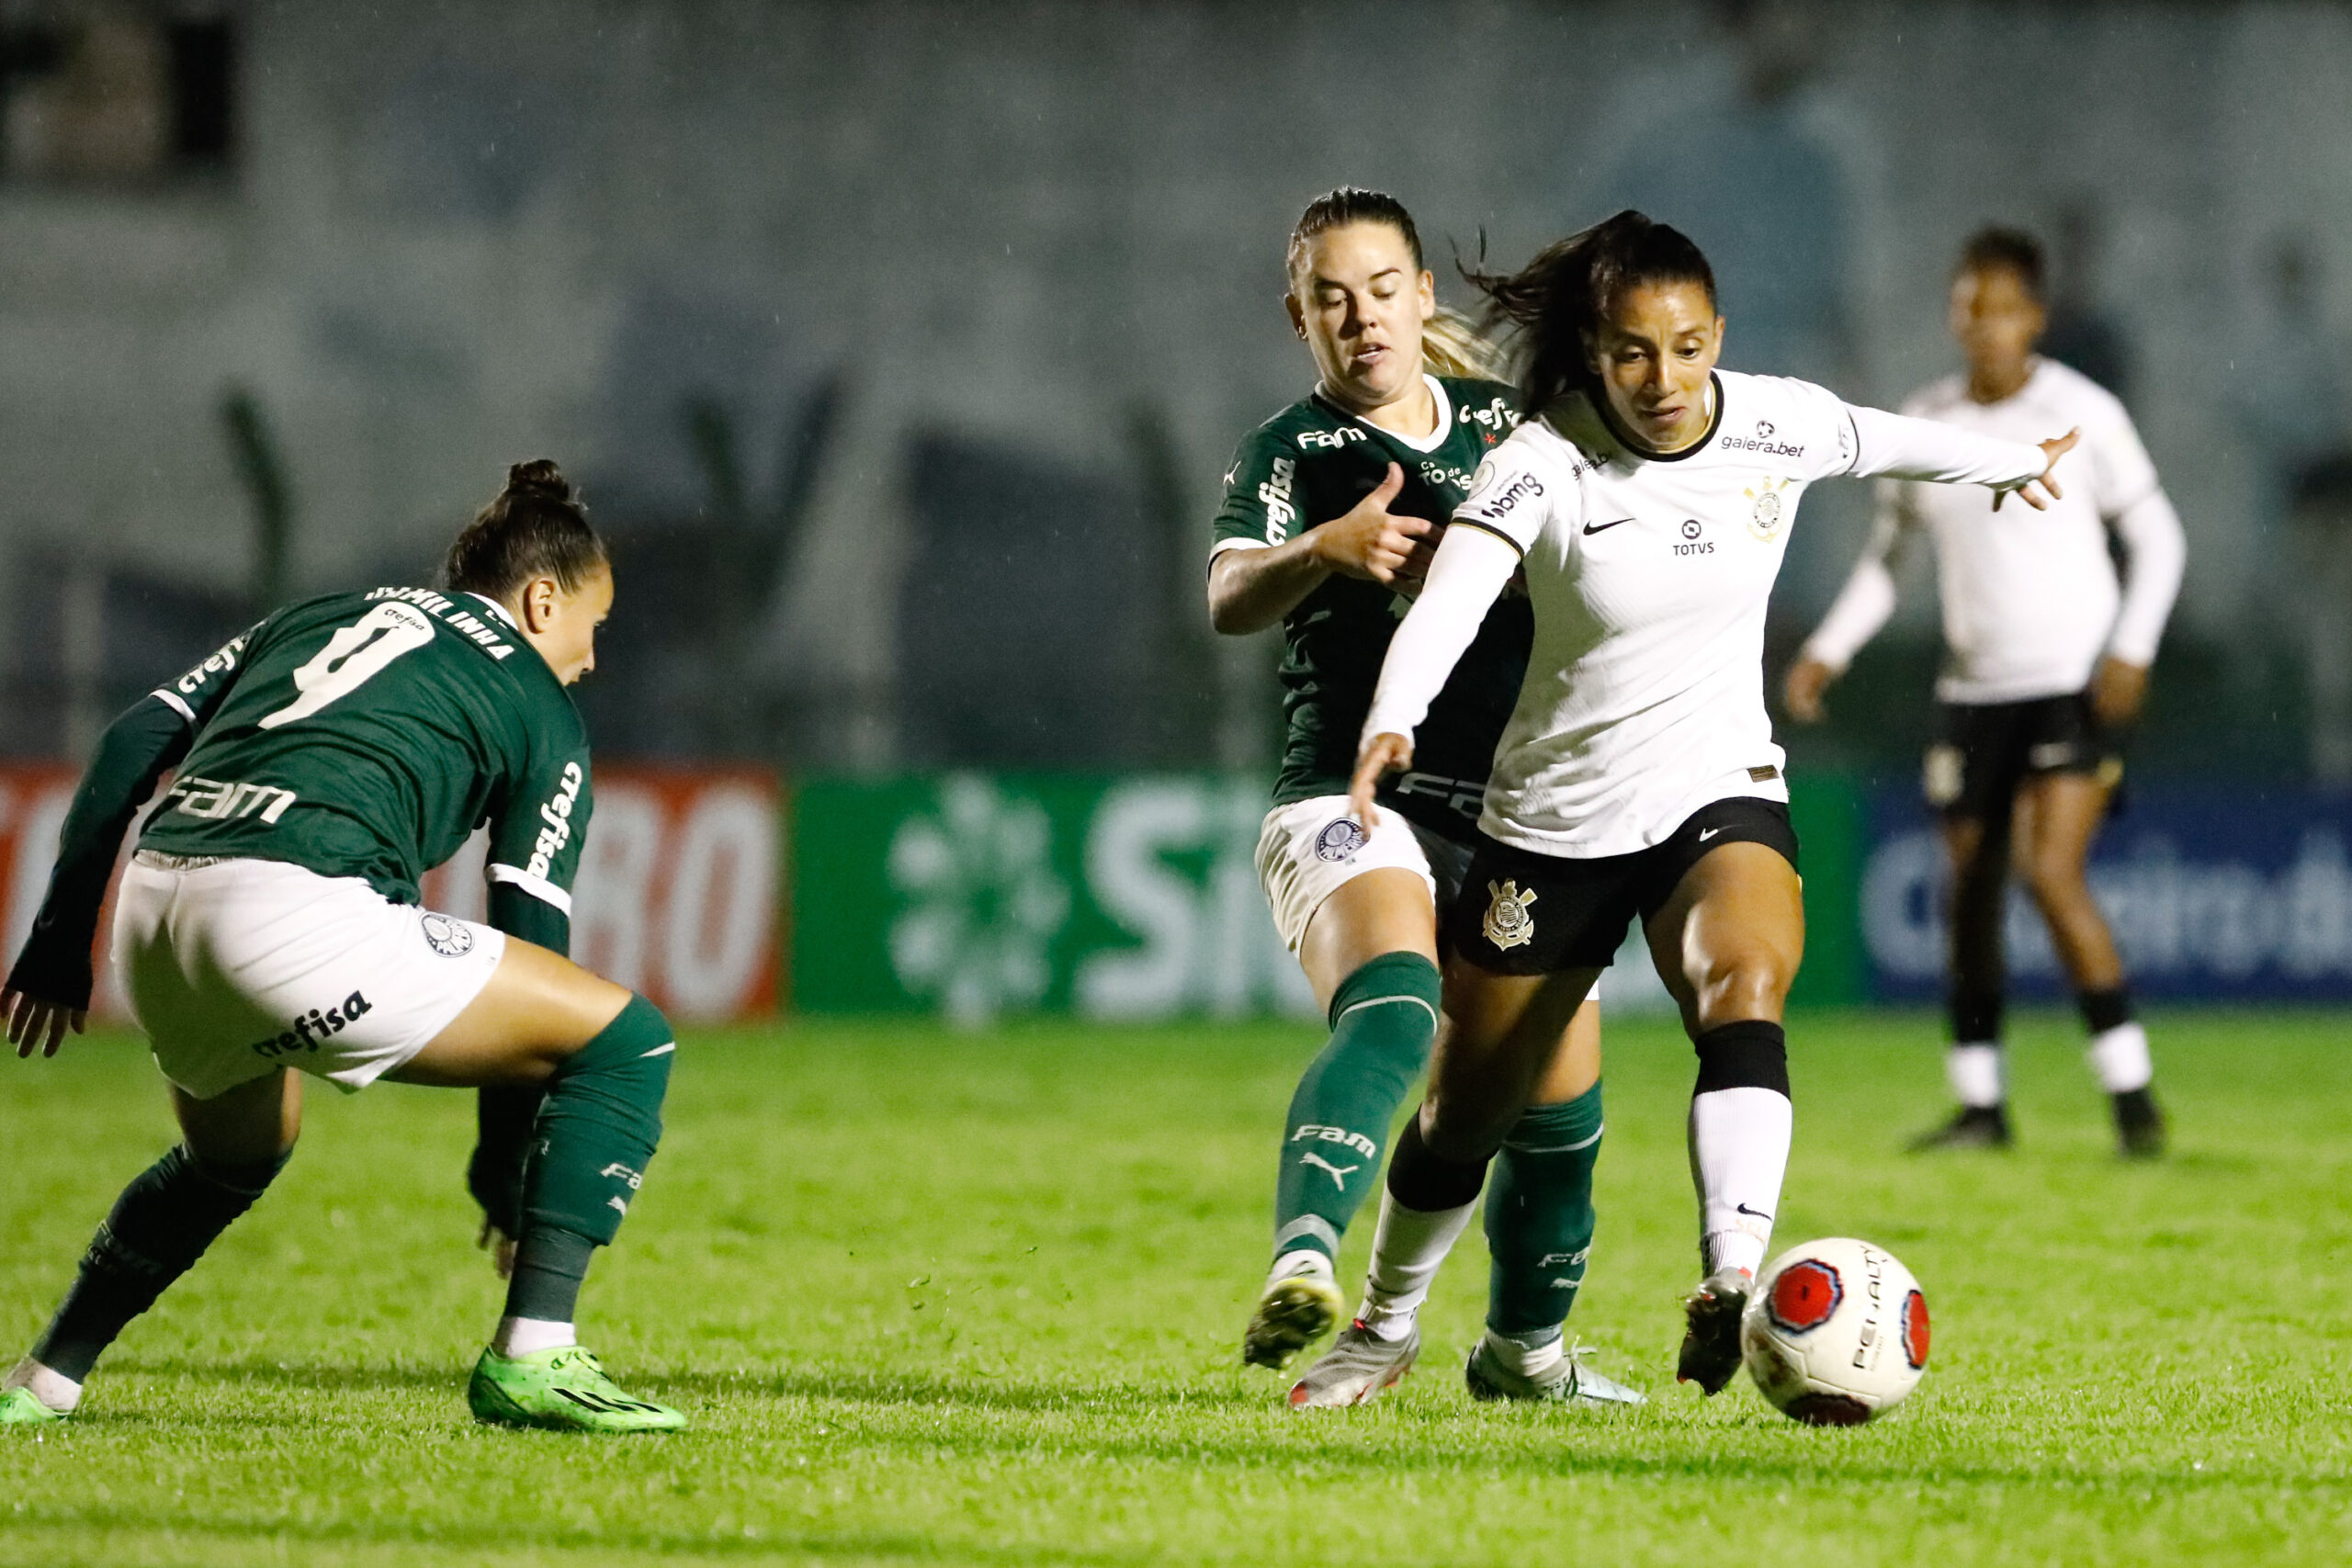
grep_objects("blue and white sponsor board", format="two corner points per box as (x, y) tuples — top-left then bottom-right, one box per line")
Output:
(1861, 786), (2352, 1001)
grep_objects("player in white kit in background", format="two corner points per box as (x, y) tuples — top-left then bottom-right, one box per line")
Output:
(1786, 228), (2186, 1156)
(1295, 211), (2075, 1401)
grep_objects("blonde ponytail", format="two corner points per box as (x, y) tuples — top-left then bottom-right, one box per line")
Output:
(1419, 305), (1511, 381)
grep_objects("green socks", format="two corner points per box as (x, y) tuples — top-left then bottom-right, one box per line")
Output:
(1484, 1084), (1604, 1345)
(1272, 952), (1441, 1265)
(33, 1145), (288, 1381)
(505, 993), (674, 1325)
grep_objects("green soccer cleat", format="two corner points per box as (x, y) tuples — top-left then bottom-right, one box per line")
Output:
(467, 1345), (686, 1434)
(0, 1387), (66, 1427)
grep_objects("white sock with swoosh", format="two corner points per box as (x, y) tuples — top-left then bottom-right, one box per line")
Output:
(1690, 1087), (1792, 1280)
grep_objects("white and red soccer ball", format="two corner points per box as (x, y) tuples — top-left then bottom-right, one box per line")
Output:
(1740, 1237), (1930, 1425)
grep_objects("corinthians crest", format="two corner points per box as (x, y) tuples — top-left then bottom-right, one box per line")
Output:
(1746, 476), (1792, 541)
(1483, 879), (1538, 952)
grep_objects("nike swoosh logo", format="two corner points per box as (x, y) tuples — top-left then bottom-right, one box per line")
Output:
(1582, 516), (1635, 536)
(1699, 827), (1723, 840)
(1736, 1203), (1773, 1219)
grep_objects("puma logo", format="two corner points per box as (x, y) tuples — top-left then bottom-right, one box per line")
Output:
(1299, 1152), (1360, 1190)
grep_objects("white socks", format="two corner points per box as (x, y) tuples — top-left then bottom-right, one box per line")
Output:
(2087, 1021), (2154, 1093)
(1949, 1027), (2153, 1101)
(493, 1316), (578, 1357)
(3, 1357), (81, 1414)
(1268, 1249), (1334, 1289)
(1689, 1087), (1792, 1281)
(1947, 1042), (2006, 1108)
(1355, 1190), (1477, 1342)
(1480, 1327), (1564, 1379)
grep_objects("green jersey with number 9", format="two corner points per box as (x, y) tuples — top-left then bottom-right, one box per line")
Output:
(139, 586), (590, 920)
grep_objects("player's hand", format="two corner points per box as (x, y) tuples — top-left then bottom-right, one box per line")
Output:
(1311, 464), (1440, 585)
(4, 989), (87, 1059)
(1783, 656), (1838, 724)
(1996, 427), (2080, 512)
(1350, 732), (1414, 827)
(476, 1221), (519, 1280)
(2091, 655), (2149, 728)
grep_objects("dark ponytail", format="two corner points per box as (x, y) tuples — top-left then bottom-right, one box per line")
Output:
(1464, 210), (1718, 414)
(442, 459), (608, 602)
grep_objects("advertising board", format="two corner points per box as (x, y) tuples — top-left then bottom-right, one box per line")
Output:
(0, 763), (779, 1021)
(1861, 785), (2352, 1001)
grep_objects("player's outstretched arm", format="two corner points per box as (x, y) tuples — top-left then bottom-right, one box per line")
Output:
(1209, 463), (1438, 634)
(1350, 523), (1520, 822)
(1840, 401), (2077, 511)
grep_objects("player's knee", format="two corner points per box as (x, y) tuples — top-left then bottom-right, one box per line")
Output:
(1418, 1092), (1510, 1165)
(1690, 949), (1792, 1024)
(2021, 852), (2086, 907)
(186, 1140), (295, 1195)
(561, 994), (673, 1072)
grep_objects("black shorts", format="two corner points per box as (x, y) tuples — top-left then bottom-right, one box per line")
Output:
(1444, 797), (1801, 976)
(1926, 690), (2125, 822)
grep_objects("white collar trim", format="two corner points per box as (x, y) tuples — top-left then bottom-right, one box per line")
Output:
(1359, 374), (1455, 454)
(464, 592), (518, 629)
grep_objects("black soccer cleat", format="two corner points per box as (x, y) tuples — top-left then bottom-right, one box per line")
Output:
(1676, 1269), (1751, 1395)
(2112, 1087), (2165, 1159)
(1906, 1103), (2013, 1152)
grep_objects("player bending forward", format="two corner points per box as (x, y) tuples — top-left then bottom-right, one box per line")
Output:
(1787, 227), (2186, 1156)
(1295, 211), (2075, 1402)
(0, 462), (684, 1434)
(1214, 187), (1628, 1407)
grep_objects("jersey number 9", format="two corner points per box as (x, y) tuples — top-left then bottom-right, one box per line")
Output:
(258, 602), (438, 730)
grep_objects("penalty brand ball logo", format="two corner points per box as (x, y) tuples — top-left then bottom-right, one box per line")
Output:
(1313, 818), (1367, 863)
(1483, 879), (1537, 951)
(1903, 1289), (1931, 1369)
(1768, 1258), (1844, 1333)
(420, 912), (475, 957)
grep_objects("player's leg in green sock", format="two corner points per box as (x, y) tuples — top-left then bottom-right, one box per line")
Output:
(1482, 1084), (1604, 1366)
(1271, 951), (1441, 1267)
(493, 993), (673, 1353)
(10, 1144), (290, 1410)
(469, 995), (686, 1433)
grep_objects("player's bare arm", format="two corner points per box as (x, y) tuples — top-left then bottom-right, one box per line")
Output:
(1208, 463), (1437, 633)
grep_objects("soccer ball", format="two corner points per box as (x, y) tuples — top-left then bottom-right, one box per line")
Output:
(1739, 1237), (1929, 1426)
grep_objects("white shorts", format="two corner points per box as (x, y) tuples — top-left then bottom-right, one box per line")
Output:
(114, 852), (507, 1101)
(1254, 796), (1475, 953)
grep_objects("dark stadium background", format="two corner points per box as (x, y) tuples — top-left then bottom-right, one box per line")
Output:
(3, 0), (2348, 1017)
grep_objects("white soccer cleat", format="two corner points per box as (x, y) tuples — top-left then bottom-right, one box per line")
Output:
(1286, 1320), (1419, 1409)
(1464, 1337), (1645, 1406)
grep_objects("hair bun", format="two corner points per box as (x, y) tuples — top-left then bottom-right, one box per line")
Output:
(503, 458), (572, 504)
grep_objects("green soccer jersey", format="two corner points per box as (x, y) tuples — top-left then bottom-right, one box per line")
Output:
(138, 588), (591, 919)
(1212, 375), (1532, 840)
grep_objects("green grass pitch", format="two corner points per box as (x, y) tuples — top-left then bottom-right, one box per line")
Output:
(4, 1009), (2350, 1565)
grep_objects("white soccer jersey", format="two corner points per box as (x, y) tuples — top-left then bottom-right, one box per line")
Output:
(1802, 357), (2187, 704)
(1363, 371), (2048, 857)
